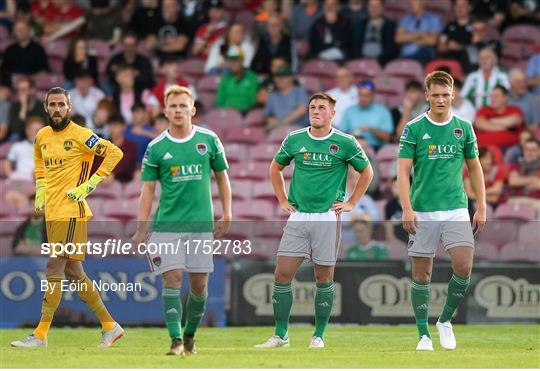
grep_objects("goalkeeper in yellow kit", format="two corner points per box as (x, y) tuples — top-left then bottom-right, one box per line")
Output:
(11, 87), (124, 348)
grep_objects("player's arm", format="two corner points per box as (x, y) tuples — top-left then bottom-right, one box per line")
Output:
(132, 181), (156, 247)
(465, 157), (487, 234)
(397, 158), (418, 235)
(67, 134), (124, 201)
(214, 170), (232, 238)
(333, 164), (373, 214)
(33, 134), (46, 211)
(270, 160), (296, 214)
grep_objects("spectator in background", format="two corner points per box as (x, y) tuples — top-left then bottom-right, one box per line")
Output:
(504, 129), (533, 165)
(215, 46), (259, 113)
(392, 80), (428, 142)
(12, 208), (46, 257)
(343, 0), (367, 25)
(437, 0), (473, 67)
(508, 0), (540, 27)
(191, 0), (227, 60)
(395, 0), (443, 65)
(526, 52), (540, 95)
(124, 103), (154, 163)
(351, 0), (398, 66)
(0, 19), (49, 86)
(264, 65), (309, 131)
(345, 214), (388, 261)
(508, 138), (540, 206)
(462, 47), (509, 109)
(83, 0), (122, 45)
(470, 0), (507, 29)
(452, 78), (476, 123)
(70, 113), (86, 127)
(326, 67), (358, 130)
(341, 80), (394, 150)
(464, 147), (506, 209)
(63, 38), (99, 88)
(286, 0), (321, 41)
(105, 115), (138, 183)
(69, 71), (105, 130)
(0, 84), (11, 141)
(257, 56), (290, 105)
(112, 64), (144, 124)
(106, 31), (155, 92)
(254, 0), (285, 36)
(39, 0), (85, 40)
(508, 68), (540, 128)
(154, 0), (194, 62)
(153, 113), (169, 135)
(151, 57), (194, 108)
(7, 77), (47, 141)
(251, 15), (294, 75)
(92, 98), (116, 139)
(179, 0), (208, 30)
(475, 85), (524, 148)
(129, 0), (161, 47)
(309, 0), (352, 61)
(205, 22), (255, 74)
(384, 177), (407, 244)
(3, 116), (43, 181)
(464, 17), (501, 72)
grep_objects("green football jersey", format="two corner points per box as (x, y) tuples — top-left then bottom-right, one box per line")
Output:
(398, 113), (478, 212)
(141, 126), (228, 232)
(275, 127), (370, 213)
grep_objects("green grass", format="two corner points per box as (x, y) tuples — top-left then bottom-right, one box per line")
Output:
(1, 325), (539, 368)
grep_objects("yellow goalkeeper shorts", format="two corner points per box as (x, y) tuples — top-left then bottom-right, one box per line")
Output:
(46, 218), (87, 261)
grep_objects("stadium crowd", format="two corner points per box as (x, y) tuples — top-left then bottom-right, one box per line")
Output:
(0, 0), (538, 262)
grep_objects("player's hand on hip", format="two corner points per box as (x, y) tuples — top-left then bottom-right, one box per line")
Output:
(66, 174), (103, 201)
(132, 230), (149, 248)
(214, 215), (231, 239)
(332, 201), (354, 214)
(472, 207), (487, 236)
(402, 209), (418, 235)
(279, 201), (296, 214)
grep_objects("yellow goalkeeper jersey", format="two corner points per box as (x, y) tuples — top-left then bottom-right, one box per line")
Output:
(34, 121), (123, 221)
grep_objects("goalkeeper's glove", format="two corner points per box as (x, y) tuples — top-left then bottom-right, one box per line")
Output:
(35, 179), (45, 212)
(66, 174), (103, 201)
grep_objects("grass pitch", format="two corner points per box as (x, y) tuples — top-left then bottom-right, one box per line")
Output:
(1, 325), (539, 368)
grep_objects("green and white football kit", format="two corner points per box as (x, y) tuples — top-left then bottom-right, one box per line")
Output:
(398, 113), (478, 257)
(275, 127), (370, 265)
(141, 126), (228, 274)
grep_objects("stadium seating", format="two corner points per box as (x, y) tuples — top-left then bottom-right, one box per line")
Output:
(383, 59), (424, 85)
(224, 142), (248, 163)
(225, 126), (265, 144)
(425, 59), (465, 81)
(494, 202), (536, 222)
(477, 221), (519, 249)
(244, 108), (265, 127)
(249, 143), (279, 162)
(234, 200), (274, 220)
(179, 58), (207, 79)
(345, 58), (382, 83)
(297, 75), (324, 95)
(373, 76), (405, 108)
(252, 181), (275, 201)
(229, 161), (268, 181)
(376, 144), (399, 163)
(102, 199), (139, 221)
(502, 25), (540, 52)
(474, 241), (499, 261)
(499, 241), (539, 262)
(301, 59), (339, 89)
(518, 222), (539, 244)
(204, 108), (244, 134)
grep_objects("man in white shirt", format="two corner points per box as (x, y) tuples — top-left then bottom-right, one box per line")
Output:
(452, 78), (476, 122)
(326, 67), (358, 129)
(69, 71), (105, 129)
(3, 116), (44, 181)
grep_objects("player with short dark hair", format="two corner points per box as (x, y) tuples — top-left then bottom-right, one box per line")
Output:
(397, 70), (486, 351)
(11, 87), (124, 348)
(255, 92), (373, 349)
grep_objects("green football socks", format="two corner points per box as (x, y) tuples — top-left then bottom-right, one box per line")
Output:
(184, 290), (207, 337)
(162, 287), (182, 340)
(439, 273), (470, 323)
(273, 283), (293, 339)
(313, 282), (334, 339)
(411, 280), (431, 339)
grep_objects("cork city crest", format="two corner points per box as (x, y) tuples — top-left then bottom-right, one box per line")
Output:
(196, 143), (208, 155)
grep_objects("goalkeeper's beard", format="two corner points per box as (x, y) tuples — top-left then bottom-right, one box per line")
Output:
(48, 114), (70, 131)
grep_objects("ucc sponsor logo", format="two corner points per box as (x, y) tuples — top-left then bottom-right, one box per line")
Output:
(44, 157), (66, 168)
(302, 152), (332, 167)
(428, 144), (457, 159)
(170, 164), (203, 182)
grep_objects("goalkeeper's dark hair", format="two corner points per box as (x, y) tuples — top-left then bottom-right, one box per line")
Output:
(45, 87), (71, 106)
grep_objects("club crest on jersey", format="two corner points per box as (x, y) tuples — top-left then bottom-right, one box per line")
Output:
(401, 127), (409, 139)
(454, 128), (463, 139)
(85, 134), (99, 149)
(329, 144), (339, 155)
(63, 140), (73, 151)
(153, 257), (161, 267)
(196, 143), (207, 155)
